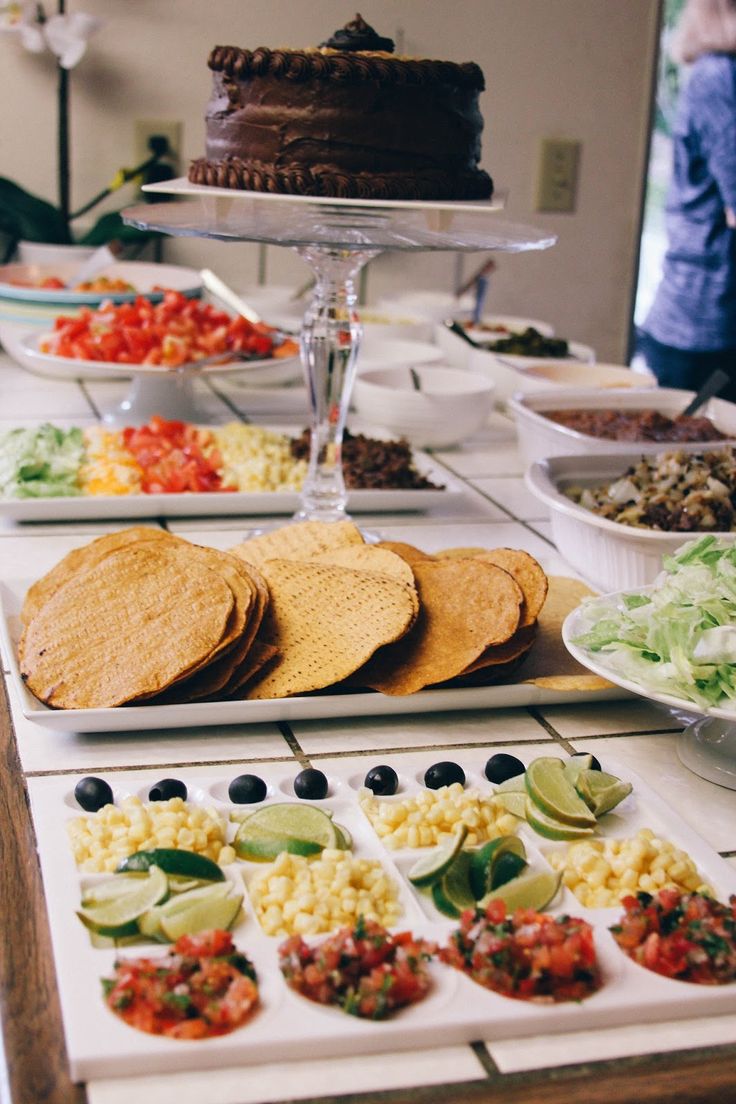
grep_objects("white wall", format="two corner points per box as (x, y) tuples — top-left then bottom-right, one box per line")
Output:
(0, 0), (660, 361)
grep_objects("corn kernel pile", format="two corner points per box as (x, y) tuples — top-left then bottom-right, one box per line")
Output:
(358, 783), (518, 850)
(248, 848), (402, 937)
(547, 828), (713, 909)
(214, 424), (307, 492)
(67, 796), (235, 873)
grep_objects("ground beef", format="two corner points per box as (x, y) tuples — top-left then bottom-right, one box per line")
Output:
(289, 429), (443, 490)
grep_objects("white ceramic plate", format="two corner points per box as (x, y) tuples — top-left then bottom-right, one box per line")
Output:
(563, 601), (736, 721)
(0, 450), (461, 521)
(1, 577), (625, 731)
(26, 754), (736, 1081)
(0, 260), (202, 307)
(16, 330), (301, 383)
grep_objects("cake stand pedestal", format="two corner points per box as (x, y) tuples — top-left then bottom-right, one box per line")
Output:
(677, 717), (736, 790)
(124, 184), (555, 523)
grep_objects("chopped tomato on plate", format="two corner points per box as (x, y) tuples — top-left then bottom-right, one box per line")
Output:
(120, 416), (234, 494)
(40, 289), (296, 366)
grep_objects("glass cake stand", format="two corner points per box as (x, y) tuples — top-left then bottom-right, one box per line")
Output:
(124, 180), (556, 523)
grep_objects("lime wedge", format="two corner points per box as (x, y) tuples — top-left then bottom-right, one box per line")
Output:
(78, 865), (168, 932)
(490, 850), (528, 890)
(468, 836), (526, 899)
(82, 873), (160, 907)
(407, 825), (468, 888)
(117, 849), (225, 881)
(494, 775), (527, 794)
(525, 797), (596, 841)
(494, 791), (528, 819)
(575, 769), (633, 816)
(431, 879), (461, 919)
(562, 754), (594, 784)
(334, 823), (353, 850)
(441, 850), (476, 912)
(234, 834), (323, 862)
(479, 869), (562, 912)
(525, 758), (597, 828)
(235, 803), (339, 850)
(160, 890), (243, 942)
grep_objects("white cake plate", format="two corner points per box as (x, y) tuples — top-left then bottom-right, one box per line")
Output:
(124, 182), (556, 521)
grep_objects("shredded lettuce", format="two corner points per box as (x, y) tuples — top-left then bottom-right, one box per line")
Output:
(572, 536), (736, 709)
(0, 424), (85, 498)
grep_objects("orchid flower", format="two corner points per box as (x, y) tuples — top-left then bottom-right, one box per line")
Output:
(44, 10), (100, 68)
(0, 3), (100, 68)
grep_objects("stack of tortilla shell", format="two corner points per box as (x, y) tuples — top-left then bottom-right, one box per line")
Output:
(17, 521), (605, 711)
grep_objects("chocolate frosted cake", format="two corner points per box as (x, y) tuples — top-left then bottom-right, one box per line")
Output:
(188, 14), (493, 201)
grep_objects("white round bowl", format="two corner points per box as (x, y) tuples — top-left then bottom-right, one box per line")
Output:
(357, 338), (445, 373)
(352, 365), (495, 448)
(374, 290), (474, 323)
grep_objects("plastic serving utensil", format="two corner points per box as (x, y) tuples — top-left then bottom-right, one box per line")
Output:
(65, 242), (121, 289)
(200, 268), (262, 324)
(680, 369), (731, 417)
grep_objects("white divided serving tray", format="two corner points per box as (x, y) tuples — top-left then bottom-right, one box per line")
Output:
(27, 750), (736, 1081)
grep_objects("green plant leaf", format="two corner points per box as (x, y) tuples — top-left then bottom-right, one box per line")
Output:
(79, 210), (159, 247)
(0, 177), (72, 248)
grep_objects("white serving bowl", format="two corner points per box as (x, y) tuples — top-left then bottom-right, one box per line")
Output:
(374, 290), (474, 323)
(526, 451), (736, 592)
(509, 387), (736, 468)
(434, 315), (555, 366)
(358, 309), (434, 343)
(352, 365), (495, 448)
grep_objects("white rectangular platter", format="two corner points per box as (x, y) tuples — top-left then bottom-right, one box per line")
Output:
(1, 579), (627, 733)
(0, 453), (460, 521)
(27, 750), (736, 1082)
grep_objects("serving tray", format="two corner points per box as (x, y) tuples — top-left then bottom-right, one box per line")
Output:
(0, 577), (626, 733)
(0, 451), (459, 521)
(27, 751), (736, 1081)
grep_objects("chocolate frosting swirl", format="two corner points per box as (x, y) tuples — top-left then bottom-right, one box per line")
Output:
(320, 13), (394, 53)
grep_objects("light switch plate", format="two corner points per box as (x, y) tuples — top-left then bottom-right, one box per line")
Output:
(536, 138), (580, 213)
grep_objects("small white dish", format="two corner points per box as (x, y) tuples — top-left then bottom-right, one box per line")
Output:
(357, 338), (445, 373)
(352, 364), (495, 448)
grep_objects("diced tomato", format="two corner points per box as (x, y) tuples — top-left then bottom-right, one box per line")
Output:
(101, 930), (258, 1039)
(41, 291), (288, 367)
(610, 889), (736, 984)
(440, 901), (602, 1003)
(279, 918), (436, 1020)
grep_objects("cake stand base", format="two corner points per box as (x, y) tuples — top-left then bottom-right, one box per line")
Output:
(101, 374), (214, 427)
(677, 717), (736, 790)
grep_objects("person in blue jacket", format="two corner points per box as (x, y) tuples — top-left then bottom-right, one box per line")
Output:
(638, 0), (736, 399)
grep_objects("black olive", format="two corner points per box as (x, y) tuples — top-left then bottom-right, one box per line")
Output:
(148, 778), (188, 802)
(294, 768), (328, 800)
(571, 752), (602, 771)
(424, 761), (465, 790)
(484, 753), (526, 784)
(228, 774), (267, 804)
(364, 765), (399, 796)
(74, 776), (113, 812)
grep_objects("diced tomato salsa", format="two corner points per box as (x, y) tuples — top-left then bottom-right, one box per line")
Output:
(278, 917), (436, 1019)
(610, 888), (736, 985)
(40, 289), (296, 367)
(102, 929), (259, 1039)
(120, 415), (234, 494)
(440, 899), (602, 1002)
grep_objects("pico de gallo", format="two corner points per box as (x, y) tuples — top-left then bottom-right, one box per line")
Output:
(40, 289), (298, 367)
(610, 888), (736, 985)
(440, 899), (602, 1002)
(278, 917), (436, 1019)
(102, 929), (259, 1039)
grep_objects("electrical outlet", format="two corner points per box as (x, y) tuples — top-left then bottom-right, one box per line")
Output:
(134, 119), (182, 170)
(536, 138), (580, 213)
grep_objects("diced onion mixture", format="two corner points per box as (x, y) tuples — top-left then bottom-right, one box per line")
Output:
(610, 888), (736, 984)
(278, 917), (436, 1019)
(565, 448), (736, 532)
(440, 899), (602, 1002)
